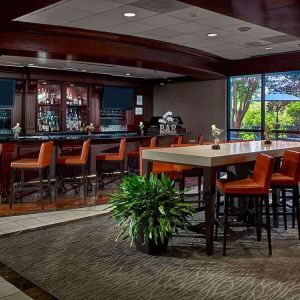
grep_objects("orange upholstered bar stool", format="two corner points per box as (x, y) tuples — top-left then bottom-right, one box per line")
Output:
(171, 144), (203, 206)
(10, 141), (53, 209)
(139, 147), (184, 190)
(197, 134), (205, 145)
(95, 138), (126, 192)
(174, 135), (183, 144)
(270, 150), (300, 238)
(216, 153), (274, 256)
(127, 136), (156, 175)
(56, 139), (90, 202)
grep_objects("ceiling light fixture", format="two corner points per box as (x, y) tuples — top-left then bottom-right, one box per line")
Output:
(124, 12), (136, 17)
(28, 63), (34, 67)
(125, 73), (131, 76)
(207, 33), (218, 37)
(238, 27), (252, 32)
(81, 69), (87, 72)
(265, 46), (273, 50)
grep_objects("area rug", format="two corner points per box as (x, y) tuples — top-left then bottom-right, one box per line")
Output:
(0, 215), (300, 300)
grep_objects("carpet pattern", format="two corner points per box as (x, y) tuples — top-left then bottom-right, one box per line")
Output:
(0, 215), (300, 300)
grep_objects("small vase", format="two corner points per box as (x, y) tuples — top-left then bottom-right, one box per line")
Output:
(212, 137), (220, 150)
(140, 130), (144, 136)
(88, 131), (92, 137)
(264, 132), (271, 144)
(14, 132), (19, 139)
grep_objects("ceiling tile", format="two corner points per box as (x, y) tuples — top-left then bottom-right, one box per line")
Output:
(102, 21), (156, 34)
(115, 0), (138, 3)
(17, 14), (63, 25)
(166, 6), (219, 21)
(63, 0), (124, 13)
(197, 15), (244, 27)
(37, 5), (92, 22)
(138, 14), (185, 27)
(165, 21), (211, 33)
(137, 28), (181, 38)
(131, 0), (189, 13)
(184, 39), (227, 49)
(165, 33), (206, 44)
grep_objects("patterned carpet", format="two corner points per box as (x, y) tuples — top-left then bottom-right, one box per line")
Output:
(0, 215), (300, 300)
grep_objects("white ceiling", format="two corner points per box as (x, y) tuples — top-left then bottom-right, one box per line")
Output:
(0, 55), (182, 79)
(14, 0), (300, 60)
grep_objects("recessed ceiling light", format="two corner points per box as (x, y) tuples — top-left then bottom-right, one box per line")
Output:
(124, 12), (136, 17)
(238, 27), (252, 32)
(81, 69), (87, 72)
(125, 73), (131, 76)
(207, 33), (218, 37)
(28, 63), (34, 67)
(42, 82), (47, 85)
(265, 46), (273, 50)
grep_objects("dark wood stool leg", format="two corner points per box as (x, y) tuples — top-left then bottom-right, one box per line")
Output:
(20, 169), (24, 203)
(282, 188), (287, 230)
(215, 191), (221, 241)
(272, 188), (279, 228)
(82, 165), (87, 203)
(293, 186), (300, 240)
(10, 168), (14, 210)
(223, 195), (229, 256)
(264, 195), (272, 255)
(39, 169), (44, 209)
(198, 175), (202, 205)
(292, 187), (296, 229)
(47, 166), (52, 203)
(255, 196), (262, 242)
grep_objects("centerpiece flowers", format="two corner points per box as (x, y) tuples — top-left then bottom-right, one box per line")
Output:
(158, 111), (176, 134)
(139, 121), (144, 135)
(12, 122), (22, 139)
(211, 124), (224, 150)
(264, 124), (273, 144)
(86, 123), (95, 136)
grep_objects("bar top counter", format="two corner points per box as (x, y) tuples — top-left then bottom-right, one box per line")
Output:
(0, 131), (184, 144)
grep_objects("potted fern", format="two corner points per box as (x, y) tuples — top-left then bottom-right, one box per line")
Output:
(109, 174), (194, 255)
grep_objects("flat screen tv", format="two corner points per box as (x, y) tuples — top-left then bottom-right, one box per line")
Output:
(0, 79), (16, 108)
(102, 86), (134, 110)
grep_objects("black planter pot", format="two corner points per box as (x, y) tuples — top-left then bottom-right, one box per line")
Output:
(135, 233), (169, 255)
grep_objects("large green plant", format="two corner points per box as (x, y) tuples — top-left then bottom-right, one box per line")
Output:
(109, 174), (194, 246)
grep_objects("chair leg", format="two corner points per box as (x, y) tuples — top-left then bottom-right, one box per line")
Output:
(39, 169), (44, 209)
(198, 175), (202, 205)
(82, 165), (87, 203)
(20, 169), (24, 203)
(215, 191), (221, 241)
(272, 189), (279, 228)
(223, 195), (229, 256)
(10, 168), (14, 210)
(264, 194), (272, 256)
(292, 187), (296, 229)
(255, 196), (262, 242)
(47, 166), (52, 203)
(282, 188), (287, 230)
(293, 185), (300, 240)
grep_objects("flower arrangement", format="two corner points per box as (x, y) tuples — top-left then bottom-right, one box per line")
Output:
(265, 124), (273, 144)
(139, 121), (144, 135)
(159, 111), (174, 125)
(12, 122), (22, 138)
(86, 123), (95, 135)
(211, 124), (224, 150)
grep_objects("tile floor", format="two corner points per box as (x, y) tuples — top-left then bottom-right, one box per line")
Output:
(0, 204), (111, 236)
(0, 276), (32, 299)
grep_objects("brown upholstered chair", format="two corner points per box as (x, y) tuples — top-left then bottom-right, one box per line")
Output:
(216, 153), (274, 256)
(95, 138), (126, 192)
(271, 150), (300, 238)
(127, 136), (157, 174)
(56, 139), (90, 202)
(10, 141), (53, 209)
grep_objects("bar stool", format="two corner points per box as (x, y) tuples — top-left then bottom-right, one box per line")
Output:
(171, 144), (203, 206)
(216, 153), (274, 256)
(174, 135), (183, 144)
(271, 150), (300, 238)
(95, 138), (126, 192)
(139, 146), (184, 190)
(197, 134), (204, 145)
(10, 141), (53, 209)
(127, 136), (156, 175)
(56, 139), (90, 202)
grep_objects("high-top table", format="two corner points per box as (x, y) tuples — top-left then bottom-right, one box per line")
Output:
(141, 140), (300, 255)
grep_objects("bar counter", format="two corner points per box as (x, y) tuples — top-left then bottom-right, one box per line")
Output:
(0, 131), (183, 201)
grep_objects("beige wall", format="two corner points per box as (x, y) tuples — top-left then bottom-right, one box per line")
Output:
(153, 79), (227, 140)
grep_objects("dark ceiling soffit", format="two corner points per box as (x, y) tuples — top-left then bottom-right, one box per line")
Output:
(0, 22), (226, 80)
(0, 0), (61, 25)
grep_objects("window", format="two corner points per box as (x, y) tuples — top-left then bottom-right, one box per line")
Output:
(228, 71), (300, 141)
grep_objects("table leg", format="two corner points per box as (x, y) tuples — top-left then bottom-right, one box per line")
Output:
(141, 158), (153, 177)
(203, 166), (217, 256)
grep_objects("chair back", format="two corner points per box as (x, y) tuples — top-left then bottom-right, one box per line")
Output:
(252, 153), (274, 193)
(280, 150), (300, 182)
(37, 141), (53, 167)
(149, 136), (157, 147)
(80, 139), (90, 164)
(174, 136), (183, 144)
(118, 138), (126, 160)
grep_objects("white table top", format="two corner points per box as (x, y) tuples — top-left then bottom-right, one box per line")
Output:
(142, 140), (300, 167)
